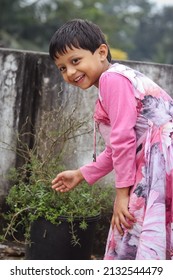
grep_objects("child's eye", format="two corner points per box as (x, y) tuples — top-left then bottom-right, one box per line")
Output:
(59, 66), (66, 72)
(72, 58), (80, 64)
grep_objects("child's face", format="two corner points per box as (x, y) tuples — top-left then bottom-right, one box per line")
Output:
(54, 45), (109, 89)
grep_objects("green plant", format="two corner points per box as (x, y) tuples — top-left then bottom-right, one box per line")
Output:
(1, 108), (115, 246)
(2, 157), (114, 245)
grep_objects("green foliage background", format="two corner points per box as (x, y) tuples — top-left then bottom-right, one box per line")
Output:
(0, 0), (173, 64)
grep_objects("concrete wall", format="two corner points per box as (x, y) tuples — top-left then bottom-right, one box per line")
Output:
(0, 48), (173, 209)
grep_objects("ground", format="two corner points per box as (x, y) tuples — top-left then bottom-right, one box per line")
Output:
(0, 241), (25, 260)
(0, 241), (102, 260)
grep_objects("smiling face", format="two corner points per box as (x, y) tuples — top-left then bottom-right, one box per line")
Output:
(54, 44), (109, 89)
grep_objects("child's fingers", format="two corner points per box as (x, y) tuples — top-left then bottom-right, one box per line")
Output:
(51, 174), (63, 184)
(52, 183), (69, 192)
(125, 210), (136, 223)
(120, 214), (133, 229)
(111, 214), (115, 229)
(113, 211), (136, 235)
(114, 216), (124, 236)
(52, 182), (63, 190)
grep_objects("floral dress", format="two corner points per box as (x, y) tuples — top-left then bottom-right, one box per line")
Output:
(80, 63), (173, 259)
(105, 64), (173, 260)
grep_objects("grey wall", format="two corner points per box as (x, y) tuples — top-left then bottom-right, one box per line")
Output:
(0, 48), (173, 209)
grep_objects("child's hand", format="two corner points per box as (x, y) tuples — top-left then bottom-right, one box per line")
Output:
(51, 169), (84, 192)
(111, 187), (136, 235)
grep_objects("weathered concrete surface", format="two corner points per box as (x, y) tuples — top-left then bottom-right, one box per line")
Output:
(0, 48), (63, 209)
(0, 48), (173, 214)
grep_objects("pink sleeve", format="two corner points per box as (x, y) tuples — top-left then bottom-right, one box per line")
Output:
(99, 72), (137, 188)
(80, 145), (114, 185)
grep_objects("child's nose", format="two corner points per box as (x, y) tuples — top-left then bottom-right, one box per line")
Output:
(66, 66), (76, 77)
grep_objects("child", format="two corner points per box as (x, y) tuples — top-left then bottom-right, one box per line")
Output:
(49, 19), (173, 260)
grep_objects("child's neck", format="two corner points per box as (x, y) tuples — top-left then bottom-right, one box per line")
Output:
(94, 61), (111, 88)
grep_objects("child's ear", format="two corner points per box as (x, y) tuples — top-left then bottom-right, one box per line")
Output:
(99, 44), (108, 61)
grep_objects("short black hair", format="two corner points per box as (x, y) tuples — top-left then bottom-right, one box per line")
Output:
(49, 19), (112, 62)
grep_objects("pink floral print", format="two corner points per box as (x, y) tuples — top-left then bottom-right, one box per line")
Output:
(100, 64), (173, 260)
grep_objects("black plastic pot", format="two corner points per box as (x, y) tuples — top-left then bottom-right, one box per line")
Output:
(25, 215), (100, 260)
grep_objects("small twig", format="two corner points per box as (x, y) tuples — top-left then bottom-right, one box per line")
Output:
(4, 206), (34, 240)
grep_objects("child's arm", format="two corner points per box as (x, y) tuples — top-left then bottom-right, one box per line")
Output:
(52, 144), (114, 193)
(80, 144), (113, 184)
(99, 73), (137, 189)
(51, 169), (84, 192)
(112, 187), (136, 235)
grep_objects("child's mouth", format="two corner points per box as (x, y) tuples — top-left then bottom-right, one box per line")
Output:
(74, 74), (85, 84)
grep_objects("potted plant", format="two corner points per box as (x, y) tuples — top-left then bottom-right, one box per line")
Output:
(1, 109), (115, 260)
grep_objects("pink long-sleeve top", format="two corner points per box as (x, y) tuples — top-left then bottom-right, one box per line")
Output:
(80, 70), (137, 188)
